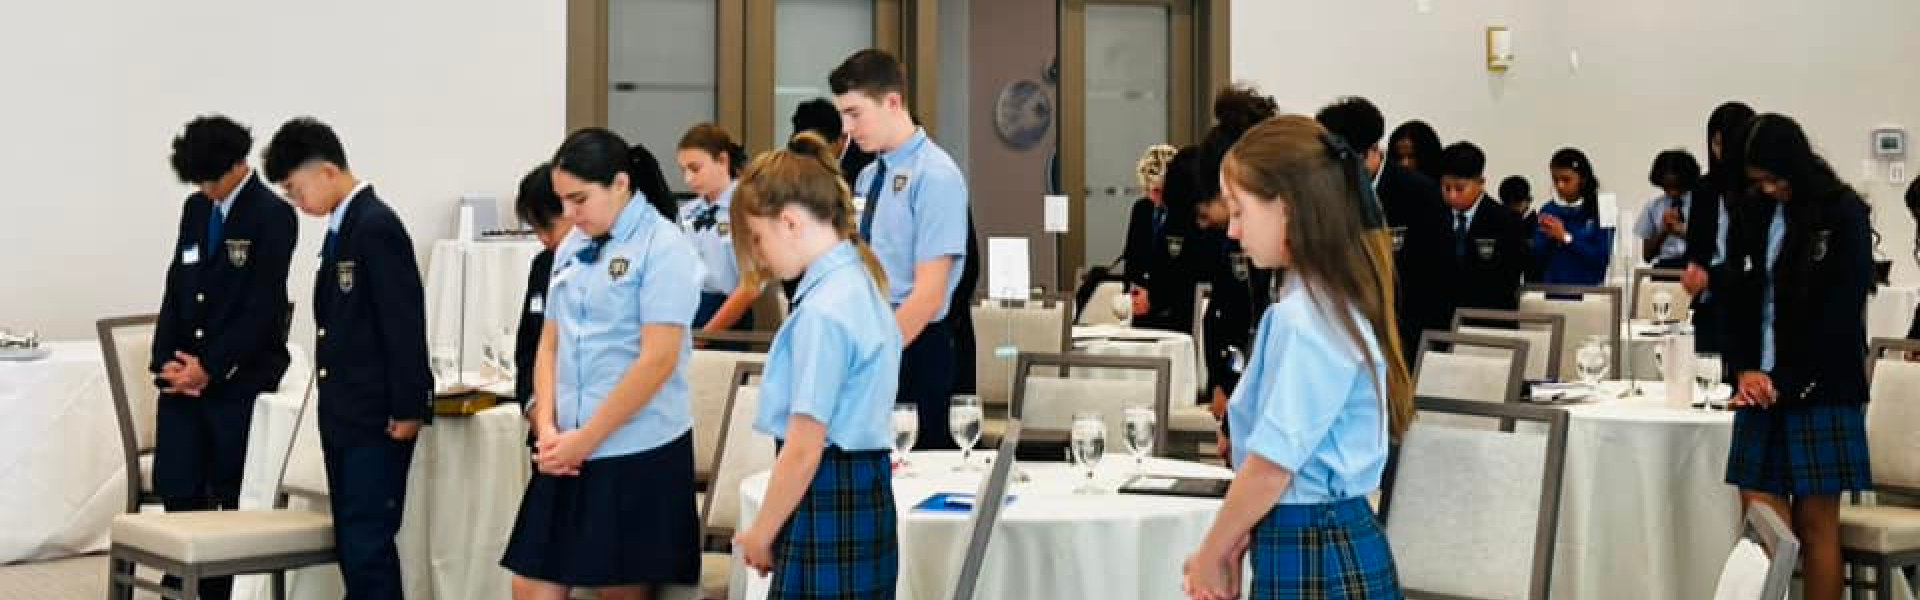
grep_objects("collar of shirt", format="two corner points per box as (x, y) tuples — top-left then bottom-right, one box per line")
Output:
(327, 180), (371, 233)
(1670, 191), (1691, 213)
(877, 128), (931, 166)
(792, 241), (862, 305)
(1369, 160), (1384, 192)
(1546, 195), (1582, 211)
(1454, 195), (1485, 226)
(608, 191), (659, 243)
(213, 169), (252, 217)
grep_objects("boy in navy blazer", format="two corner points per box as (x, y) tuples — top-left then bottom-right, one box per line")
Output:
(151, 115), (296, 600)
(265, 117), (431, 600)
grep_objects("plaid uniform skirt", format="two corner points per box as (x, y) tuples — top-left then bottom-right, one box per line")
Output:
(1250, 497), (1403, 600)
(769, 447), (898, 599)
(1725, 403), (1873, 496)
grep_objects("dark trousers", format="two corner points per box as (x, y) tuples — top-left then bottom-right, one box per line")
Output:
(321, 434), (416, 600)
(1692, 295), (1725, 355)
(154, 393), (254, 600)
(900, 321), (957, 450)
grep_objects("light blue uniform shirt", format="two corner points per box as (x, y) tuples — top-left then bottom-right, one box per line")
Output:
(1228, 278), (1391, 505)
(853, 129), (969, 321)
(1633, 193), (1690, 263)
(1761, 202), (1786, 372)
(548, 193), (705, 459)
(680, 182), (741, 295)
(754, 242), (903, 451)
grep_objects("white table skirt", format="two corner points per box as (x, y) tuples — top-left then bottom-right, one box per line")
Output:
(0, 341), (122, 563)
(427, 239), (543, 376)
(732, 451), (1230, 600)
(236, 393), (529, 600)
(1549, 385), (1741, 600)
(1072, 325), (1202, 404)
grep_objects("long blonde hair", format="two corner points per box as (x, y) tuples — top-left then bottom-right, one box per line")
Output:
(731, 132), (888, 294)
(1224, 115), (1416, 440)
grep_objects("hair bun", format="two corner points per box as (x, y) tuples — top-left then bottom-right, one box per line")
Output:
(786, 131), (840, 170)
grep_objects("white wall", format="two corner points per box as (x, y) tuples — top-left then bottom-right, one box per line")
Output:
(1233, 0), (1920, 283)
(0, 0), (566, 341)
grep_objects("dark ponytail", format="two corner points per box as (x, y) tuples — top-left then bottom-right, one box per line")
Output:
(679, 122), (748, 178)
(553, 128), (634, 192)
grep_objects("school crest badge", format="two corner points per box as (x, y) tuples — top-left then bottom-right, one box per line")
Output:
(892, 172), (910, 193)
(337, 261), (356, 293)
(1391, 227), (1407, 252)
(1166, 235), (1185, 258)
(226, 239), (251, 268)
(1475, 238), (1496, 260)
(609, 256), (631, 279)
(1813, 229), (1832, 261)
(1232, 252), (1251, 282)
(717, 222), (730, 238)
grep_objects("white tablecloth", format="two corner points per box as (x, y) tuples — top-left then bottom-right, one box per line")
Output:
(426, 239), (543, 375)
(237, 392), (529, 600)
(732, 451), (1229, 600)
(1869, 284), (1919, 340)
(1072, 325), (1201, 404)
(1549, 385), (1741, 600)
(0, 341), (122, 563)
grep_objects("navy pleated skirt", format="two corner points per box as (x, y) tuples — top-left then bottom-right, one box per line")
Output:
(501, 431), (701, 588)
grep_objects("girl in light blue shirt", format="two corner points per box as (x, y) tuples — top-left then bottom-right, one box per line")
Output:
(677, 123), (763, 338)
(1184, 116), (1414, 600)
(502, 129), (703, 598)
(731, 133), (904, 598)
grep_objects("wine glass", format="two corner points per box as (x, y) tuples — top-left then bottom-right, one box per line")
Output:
(1123, 407), (1156, 473)
(1695, 354), (1724, 411)
(891, 404), (919, 476)
(1575, 336), (1610, 389)
(949, 396), (984, 472)
(1071, 412), (1108, 494)
(431, 345), (459, 390)
(1651, 289), (1676, 324)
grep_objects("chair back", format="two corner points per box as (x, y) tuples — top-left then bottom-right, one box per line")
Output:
(1009, 353), (1169, 454)
(701, 362), (772, 536)
(1453, 309), (1566, 380)
(972, 297), (1073, 406)
(688, 349), (769, 478)
(97, 315), (159, 512)
(1519, 285), (1622, 379)
(950, 421), (1023, 600)
(1380, 397), (1570, 600)
(1630, 268), (1690, 321)
(1867, 339), (1920, 495)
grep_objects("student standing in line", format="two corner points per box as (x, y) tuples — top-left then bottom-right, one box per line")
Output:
(1120, 143), (1189, 331)
(1183, 115), (1411, 600)
(1317, 97), (1444, 363)
(677, 123), (762, 335)
(501, 129), (703, 600)
(151, 115), (297, 600)
(731, 132), (905, 599)
(1723, 113), (1875, 600)
(1683, 101), (1757, 354)
(513, 162), (570, 451)
(1431, 141), (1529, 316)
(266, 117), (431, 600)
(1386, 119), (1444, 181)
(1635, 149), (1703, 268)
(1534, 148), (1614, 286)
(830, 49), (969, 449)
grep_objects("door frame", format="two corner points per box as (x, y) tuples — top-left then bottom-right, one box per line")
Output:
(568, 0), (937, 155)
(1057, 0), (1228, 282)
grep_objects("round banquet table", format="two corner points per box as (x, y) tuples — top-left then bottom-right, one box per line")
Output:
(731, 451), (1230, 600)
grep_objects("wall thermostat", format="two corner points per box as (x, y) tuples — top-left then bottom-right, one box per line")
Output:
(1872, 126), (1906, 159)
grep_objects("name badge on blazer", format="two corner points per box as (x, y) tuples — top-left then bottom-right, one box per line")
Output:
(529, 294), (545, 314)
(181, 245), (201, 265)
(1474, 238), (1497, 260)
(1812, 229), (1832, 261)
(226, 239), (251, 268)
(1166, 235), (1185, 258)
(609, 256), (631, 280)
(1390, 227), (1407, 252)
(336, 261), (356, 293)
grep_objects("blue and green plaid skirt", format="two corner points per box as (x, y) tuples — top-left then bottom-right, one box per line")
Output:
(1250, 497), (1403, 600)
(769, 446), (898, 599)
(1725, 403), (1873, 496)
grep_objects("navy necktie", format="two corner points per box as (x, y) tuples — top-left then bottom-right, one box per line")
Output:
(322, 230), (337, 261)
(1454, 212), (1469, 258)
(859, 158), (888, 241)
(207, 205), (225, 252)
(576, 234), (613, 264)
(1152, 205), (1166, 239)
